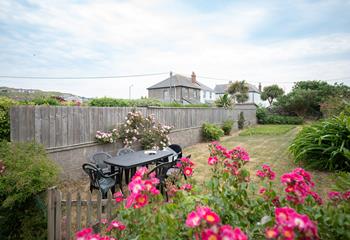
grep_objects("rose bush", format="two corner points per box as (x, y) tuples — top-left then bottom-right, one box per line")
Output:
(76, 142), (350, 240)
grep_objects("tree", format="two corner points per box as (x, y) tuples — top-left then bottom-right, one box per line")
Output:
(228, 80), (249, 103)
(261, 84), (284, 106)
(215, 93), (234, 109)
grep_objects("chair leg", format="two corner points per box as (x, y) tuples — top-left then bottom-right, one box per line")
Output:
(90, 185), (93, 193)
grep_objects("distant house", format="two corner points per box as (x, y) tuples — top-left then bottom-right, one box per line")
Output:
(147, 72), (216, 104)
(214, 81), (265, 105)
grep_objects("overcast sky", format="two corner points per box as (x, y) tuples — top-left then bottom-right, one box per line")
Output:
(1, 0), (350, 98)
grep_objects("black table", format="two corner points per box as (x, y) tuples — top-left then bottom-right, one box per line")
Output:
(104, 149), (176, 190)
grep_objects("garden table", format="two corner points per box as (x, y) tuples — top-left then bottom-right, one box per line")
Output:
(104, 149), (176, 191)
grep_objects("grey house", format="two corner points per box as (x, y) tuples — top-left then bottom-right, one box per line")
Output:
(147, 72), (214, 104)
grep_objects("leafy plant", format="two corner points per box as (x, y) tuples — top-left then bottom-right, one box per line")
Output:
(202, 123), (224, 141)
(289, 113), (350, 171)
(215, 93), (233, 109)
(256, 107), (303, 125)
(260, 84), (284, 106)
(0, 141), (59, 239)
(32, 97), (60, 106)
(0, 97), (18, 141)
(221, 120), (234, 135)
(238, 112), (245, 130)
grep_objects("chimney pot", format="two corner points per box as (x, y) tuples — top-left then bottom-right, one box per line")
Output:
(258, 82), (262, 92)
(191, 72), (196, 83)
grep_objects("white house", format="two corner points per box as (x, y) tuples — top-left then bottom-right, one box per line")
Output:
(214, 82), (266, 106)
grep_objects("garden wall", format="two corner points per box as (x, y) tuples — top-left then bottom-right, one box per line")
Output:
(10, 104), (257, 179)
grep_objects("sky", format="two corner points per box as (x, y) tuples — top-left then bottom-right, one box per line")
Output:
(1, 0), (350, 98)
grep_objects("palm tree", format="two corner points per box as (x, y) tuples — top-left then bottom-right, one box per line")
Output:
(215, 93), (234, 109)
(228, 80), (249, 103)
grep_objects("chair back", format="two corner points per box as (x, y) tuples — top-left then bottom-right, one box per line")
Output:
(82, 163), (101, 188)
(168, 144), (182, 159)
(90, 152), (112, 169)
(117, 147), (135, 156)
(148, 161), (175, 182)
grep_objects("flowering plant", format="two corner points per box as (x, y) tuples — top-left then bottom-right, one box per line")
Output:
(95, 129), (118, 143)
(118, 111), (172, 149)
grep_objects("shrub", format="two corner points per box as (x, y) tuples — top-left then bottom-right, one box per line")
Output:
(221, 120), (234, 135)
(238, 112), (245, 129)
(289, 113), (350, 171)
(32, 97), (60, 105)
(202, 123), (224, 141)
(0, 141), (59, 239)
(0, 97), (18, 141)
(256, 107), (303, 125)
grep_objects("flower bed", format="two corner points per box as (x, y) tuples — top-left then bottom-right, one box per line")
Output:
(76, 142), (350, 240)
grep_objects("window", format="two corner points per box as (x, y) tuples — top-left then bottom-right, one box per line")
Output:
(193, 90), (197, 98)
(163, 90), (169, 100)
(203, 91), (206, 98)
(210, 92), (212, 99)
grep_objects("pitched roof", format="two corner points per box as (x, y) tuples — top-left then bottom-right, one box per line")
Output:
(147, 74), (213, 91)
(214, 82), (260, 94)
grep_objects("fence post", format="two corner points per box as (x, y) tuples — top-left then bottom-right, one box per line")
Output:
(55, 190), (62, 240)
(47, 187), (56, 240)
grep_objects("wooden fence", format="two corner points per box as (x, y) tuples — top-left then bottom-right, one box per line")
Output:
(47, 187), (117, 240)
(10, 106), (248, 149)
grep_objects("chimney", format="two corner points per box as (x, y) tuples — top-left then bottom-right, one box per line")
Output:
(258, 82), (262, 92)
(191, 72), (196, 83)
(229, 81), (232, 84)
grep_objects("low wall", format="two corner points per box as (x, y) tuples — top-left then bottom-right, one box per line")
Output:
(10, 104), (257, 179)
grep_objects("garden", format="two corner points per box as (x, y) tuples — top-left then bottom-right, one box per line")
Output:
(0, 80), (350, 239)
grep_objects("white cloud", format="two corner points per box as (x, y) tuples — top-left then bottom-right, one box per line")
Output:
(0, 0), (349, 98)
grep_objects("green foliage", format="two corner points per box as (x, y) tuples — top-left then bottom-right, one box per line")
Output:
(202, 123), (224, 141)
(0, 141), (59, 239)
(32, 97), (60, 106)
(320, 96), (350, 118)
(332, 172), (350, 192)
(89, 97), (211, 108)
(289, 113), (350, 171)
(260, 84), (284, 106)
(274, 81), (350, 118)
(0, 97), (18, 141)
(256, 107), (303, 125)
(239, 125), (296, 136)
(215, 93), (233, 109)
(228, 80), (249, 103)
(222, 120), (234, 135)
(161, 102), (211, 108)
(238, 112), (245, 129)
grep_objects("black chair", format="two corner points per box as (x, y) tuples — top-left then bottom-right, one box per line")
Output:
(90, 152), (112, 174)
(82, 163), (120, 198)
(117, 147), (135, 156)
(168, 144), (183, 160)
(148, 161), (176, 201)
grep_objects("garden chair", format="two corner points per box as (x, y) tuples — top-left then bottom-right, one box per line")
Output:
(147, 161), (176, 201)
(117, 147), (136, 182)
(82, 163), (120, 198)
(168, 144), (183, 160)
(90, 152), (112, 174)
(167, 154), (191, 180)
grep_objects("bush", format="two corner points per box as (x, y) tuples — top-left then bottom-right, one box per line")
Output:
(202, 123), (224, 141)
(289, 113), (350, 171)
(257, 107), (303, 125)
(238, 112), (245, 129)
(32, 97), (60, 106)
(0, 97), (18, 141)
(222, 120), (234, 135)
(0, 141), (59, 239)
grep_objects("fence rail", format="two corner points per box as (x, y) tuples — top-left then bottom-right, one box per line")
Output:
(10, 106), (255, 149)
(47, 187), (116, 240)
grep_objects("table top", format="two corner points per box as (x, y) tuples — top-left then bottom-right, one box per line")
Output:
(104, 149), (176, 169)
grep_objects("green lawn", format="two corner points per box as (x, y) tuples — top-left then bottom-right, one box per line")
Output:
(239, 124), (296, 136)
(184, 125), (335, 198)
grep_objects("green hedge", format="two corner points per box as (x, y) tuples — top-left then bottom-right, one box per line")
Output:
(222, 120), (234, 135)
(257, 107), (303, 125)
(0, 141), (59, 239)
(0, 97), (18, 141)
(202, 123), (224, 141)
(289, 113), (350, 171)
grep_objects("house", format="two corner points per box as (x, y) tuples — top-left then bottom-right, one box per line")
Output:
(147, 72), (216, 104)
(214, 81), (265, 105)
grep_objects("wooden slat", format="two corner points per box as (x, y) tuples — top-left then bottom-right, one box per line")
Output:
(106, 190), (112, 221)
(47, 187), (55, 240)
(76, 192), (82, 230)
(49, 107), (56, 147)
(96, 192), (102, 224)
(55, 190), (62, 240)
(10, 106), (19, 142)
(66, 192), (72, 240)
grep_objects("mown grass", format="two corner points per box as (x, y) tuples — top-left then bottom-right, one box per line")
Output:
(184, 125), (335, 198)
(239, 124), (296, 136)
